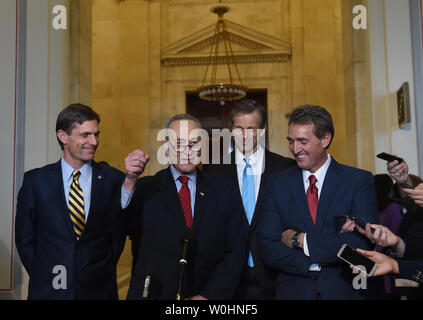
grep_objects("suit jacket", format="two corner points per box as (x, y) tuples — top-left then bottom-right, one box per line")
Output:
(15, 160), (126, 300)
(256, 158), (380, 299)
(125, 167), (247, 300)
(203, 149), (296, 298)
(397, 258), (423, 284)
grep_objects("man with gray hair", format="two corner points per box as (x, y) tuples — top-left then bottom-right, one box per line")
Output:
(122, 114), (247, 300)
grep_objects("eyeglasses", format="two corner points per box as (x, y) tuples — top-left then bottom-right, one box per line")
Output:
(168, 139), (202, 152)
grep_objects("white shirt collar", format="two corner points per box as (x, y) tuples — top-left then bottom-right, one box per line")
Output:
(169, 164), (196, 182)
(302, 153), (332, 187)
(235, 145), (264, 167)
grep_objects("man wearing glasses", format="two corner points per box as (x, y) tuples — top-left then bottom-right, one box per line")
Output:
(122, 114), (247, 300)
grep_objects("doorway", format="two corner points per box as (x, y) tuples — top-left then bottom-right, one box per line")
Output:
(186, 89), (268, 163)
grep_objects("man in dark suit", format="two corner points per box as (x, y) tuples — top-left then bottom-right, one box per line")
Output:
(123, 114), (247, 300)
(256, 105), (380, 300)
(15, 104), (148, 300)
(203, 99), (295, 299)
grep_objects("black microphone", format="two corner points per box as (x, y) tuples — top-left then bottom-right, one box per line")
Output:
(176, 228), (192, 300)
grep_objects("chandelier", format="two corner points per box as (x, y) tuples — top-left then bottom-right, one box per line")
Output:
(197, 1), (247, 106)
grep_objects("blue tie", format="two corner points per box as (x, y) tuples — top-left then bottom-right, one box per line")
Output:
(242, 158), (255, 267)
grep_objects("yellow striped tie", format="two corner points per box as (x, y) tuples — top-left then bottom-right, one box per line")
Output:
(68, 170), (85, 239)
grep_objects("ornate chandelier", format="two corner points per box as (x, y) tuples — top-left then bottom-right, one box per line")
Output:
(197, 1), (247, 106)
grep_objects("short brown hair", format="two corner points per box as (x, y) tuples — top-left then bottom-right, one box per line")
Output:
(230, 99), (266, 129)
(56, 103), (100, 150)
(286, 105), (334, 149)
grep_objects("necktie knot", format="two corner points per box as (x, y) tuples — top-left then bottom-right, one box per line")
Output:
(309, 175), (317, 186)
(178, 175), (189, 185)
(244, 157), (251, 167)
(72, 170), (81, 181)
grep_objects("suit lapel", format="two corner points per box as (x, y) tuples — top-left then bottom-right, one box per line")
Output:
(192, 169), (209, 234)
(159, 167), (187, 230)
(84, 162), (104, 232)
(51, 160), (78, 238)
(250, 149), (283, 229)
(315, 159), (343, 230)
(230, 151), (241, 193)
(289, 167), (316, 231)
(251, 149), (272, 226)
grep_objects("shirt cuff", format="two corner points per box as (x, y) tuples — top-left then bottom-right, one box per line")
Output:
(389, 238), (406, 258)
(303, 233), (310, 257)
(303, 233), (322, 271)
(121, 184), (134, 209)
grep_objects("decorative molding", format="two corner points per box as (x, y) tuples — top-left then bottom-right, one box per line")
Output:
(161, 20), (291, 66)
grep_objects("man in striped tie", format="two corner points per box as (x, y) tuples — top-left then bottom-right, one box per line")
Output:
(15, 103), (149, 300)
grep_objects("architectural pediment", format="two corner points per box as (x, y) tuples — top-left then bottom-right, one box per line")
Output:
(161, 20), (291, 66)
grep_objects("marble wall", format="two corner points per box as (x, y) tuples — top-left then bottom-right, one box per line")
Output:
(79, 0), (359, 175)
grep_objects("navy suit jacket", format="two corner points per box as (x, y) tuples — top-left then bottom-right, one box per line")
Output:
(203, 149), (296, 298)
(398, 259), (423, 283)
(125, 167), (247, 300)
(256, 158), (380, 299)
(15, 160), (126, 300)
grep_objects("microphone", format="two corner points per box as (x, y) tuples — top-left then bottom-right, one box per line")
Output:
(142, 275), (151, 299)
(176, 228), (192, 300)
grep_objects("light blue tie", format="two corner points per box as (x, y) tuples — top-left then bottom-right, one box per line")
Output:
(242, 158), (255, 267)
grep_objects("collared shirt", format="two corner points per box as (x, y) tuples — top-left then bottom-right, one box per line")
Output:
(61, 157), (93, 219)
(121, 184), (133, 209)
(235, 146), (265, 203)
(302, 154), (332, 199)
(170, 164), (197, 216)
(301, 154), (332, 271)
(62, 157), (134, 215)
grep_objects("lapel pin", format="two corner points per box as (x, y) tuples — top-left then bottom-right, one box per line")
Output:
(200, 192), (204, 196)
(98, 175), (102, 180)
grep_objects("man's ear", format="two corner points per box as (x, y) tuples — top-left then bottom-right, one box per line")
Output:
(57, 130), (68, 146)
(258, 125), (267, 137)
(322, 132), (332, 149)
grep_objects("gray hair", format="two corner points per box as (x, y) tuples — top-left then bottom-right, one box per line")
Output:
(165, 114), (202, 129)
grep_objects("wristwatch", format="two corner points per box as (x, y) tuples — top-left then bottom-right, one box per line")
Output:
(290, 231), (302, 249)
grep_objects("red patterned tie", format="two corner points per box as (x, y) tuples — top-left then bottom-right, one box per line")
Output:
(178, 176), (193, 229)
(306, 175), (318, 226)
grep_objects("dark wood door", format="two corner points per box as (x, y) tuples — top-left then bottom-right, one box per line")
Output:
(186, 90), (267, 163)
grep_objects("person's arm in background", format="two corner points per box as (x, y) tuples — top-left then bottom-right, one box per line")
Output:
(402, 183), (423, 207)
(387, 159), (415, 207)
(355, 249), (423, 284)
